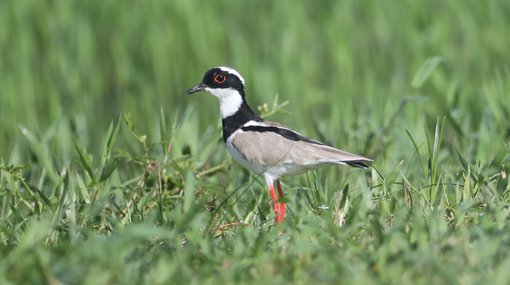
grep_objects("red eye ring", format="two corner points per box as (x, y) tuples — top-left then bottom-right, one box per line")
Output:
(213, 74), (227, 84)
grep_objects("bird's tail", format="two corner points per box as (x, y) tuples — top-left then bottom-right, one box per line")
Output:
(343, 159), (373, 169)
(313, 145), (373, 169)
(287, 141), (374, 169)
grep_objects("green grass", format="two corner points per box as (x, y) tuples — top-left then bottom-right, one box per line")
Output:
(1, 0), (510, 284)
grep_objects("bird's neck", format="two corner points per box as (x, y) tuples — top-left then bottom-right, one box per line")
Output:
(218, 91), (244, 118)
(221, 99), (262, 142)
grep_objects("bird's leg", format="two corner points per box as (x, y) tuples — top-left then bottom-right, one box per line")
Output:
(276, 180), (286, 223)
(268, 182), (285, 223)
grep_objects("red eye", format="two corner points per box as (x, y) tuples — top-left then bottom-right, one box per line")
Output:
(214, 74), (226, 84)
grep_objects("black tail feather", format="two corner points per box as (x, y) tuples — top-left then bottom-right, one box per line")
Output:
(345, 160), (373, 169)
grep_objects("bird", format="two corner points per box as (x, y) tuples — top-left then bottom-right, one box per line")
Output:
(187, 66), (373, 224)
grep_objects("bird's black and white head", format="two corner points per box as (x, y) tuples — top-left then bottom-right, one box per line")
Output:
(187, 67), (247, 119)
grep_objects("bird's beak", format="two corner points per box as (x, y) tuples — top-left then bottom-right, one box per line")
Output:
(186, 82), (206, 95)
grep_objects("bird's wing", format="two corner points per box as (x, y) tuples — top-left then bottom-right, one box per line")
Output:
(231, 120), (373, 169)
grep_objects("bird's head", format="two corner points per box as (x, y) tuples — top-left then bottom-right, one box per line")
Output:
(187, 66), (246, 118)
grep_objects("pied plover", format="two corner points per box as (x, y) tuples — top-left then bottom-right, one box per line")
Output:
(187, 67), (373, 223)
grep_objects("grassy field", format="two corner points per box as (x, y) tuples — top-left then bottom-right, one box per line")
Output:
(1, 0), (510, 284)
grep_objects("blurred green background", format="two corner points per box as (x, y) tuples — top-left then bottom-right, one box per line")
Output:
(2, 0), (508, 161)
(1, 1), (510, 284)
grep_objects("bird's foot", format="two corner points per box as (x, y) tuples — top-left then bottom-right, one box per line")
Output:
(274, 201), (287, 224)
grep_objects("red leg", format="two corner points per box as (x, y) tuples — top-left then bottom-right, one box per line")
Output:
(276, 180), (286, 223)
(268, 181), (286, 223)
(268, 182), (279, 205)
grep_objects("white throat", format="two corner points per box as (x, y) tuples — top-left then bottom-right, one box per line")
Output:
(205, 87), (243, 118)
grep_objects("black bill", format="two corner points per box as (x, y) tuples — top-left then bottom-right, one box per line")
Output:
(186, 82), (207, 95)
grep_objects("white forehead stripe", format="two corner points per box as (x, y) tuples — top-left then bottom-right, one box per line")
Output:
(218, 66), (245, 85)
